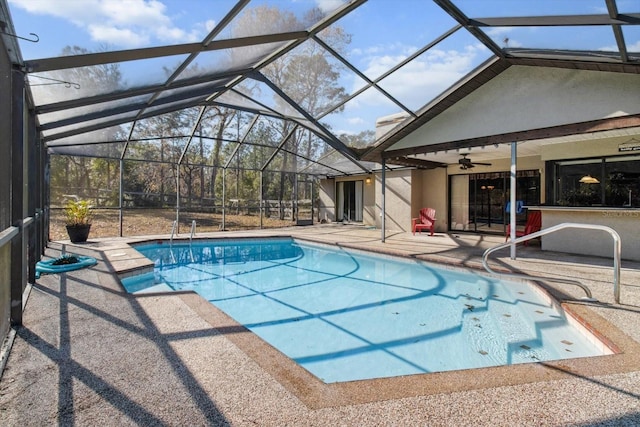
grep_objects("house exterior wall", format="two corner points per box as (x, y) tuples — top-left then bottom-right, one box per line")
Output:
(318, 178), (335, 223)
(536, 207), (640, 262)
(362, 176), (376, 226)
(391, 66), (640, 152)
(541, 134), (637, 161)
(322, 138), (636, 245)
(374, 169), (412, 231)
(318, 175), (375, 225)
(411, 168), (448, 232)
(322, 67), (640, 252)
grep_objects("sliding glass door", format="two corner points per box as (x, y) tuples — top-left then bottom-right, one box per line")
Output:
(449, 171), (540, 234)
(336, 180), (363, 222)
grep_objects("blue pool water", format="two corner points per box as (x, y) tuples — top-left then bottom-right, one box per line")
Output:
(123, 237), (606, 383)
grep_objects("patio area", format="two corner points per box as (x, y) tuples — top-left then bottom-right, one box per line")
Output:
(1, 224), (640, 426)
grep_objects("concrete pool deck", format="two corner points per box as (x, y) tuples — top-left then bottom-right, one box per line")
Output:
(1, 224), (640, 426)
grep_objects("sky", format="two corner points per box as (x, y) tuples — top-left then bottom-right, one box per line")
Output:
(6, 0), (640, 138)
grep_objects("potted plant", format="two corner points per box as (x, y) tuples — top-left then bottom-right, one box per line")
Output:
(65, 199), (92, 243)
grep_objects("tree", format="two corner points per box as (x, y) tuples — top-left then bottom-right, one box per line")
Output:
(230, 5), (352, 218)
(46, 46), (124, 206)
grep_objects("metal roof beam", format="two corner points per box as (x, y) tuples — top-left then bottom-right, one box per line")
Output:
(606, 0), (630, 63)
(314, 24), (461, 121)
(24, 31), (308, 73)
(252, 71), (369, 173)
(39, 83), (227, 131)
(505, 49), (638, 63)
(36, 70), (250, 114)
(312, 35), (416, 119)
(384, 156), (447, 169)
(144, 0), (253, 111)
(470, 13), (640, 27)
(433, 0), (504, 58)
(42, 97), (209, 142)
(204, 0), (366, 109)
(178, 106), (207, 165)
(223, 115), (260, 169)
(261, 125), (298, 172)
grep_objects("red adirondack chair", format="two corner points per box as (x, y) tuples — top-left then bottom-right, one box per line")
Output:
(505, 210), (542, 245)
(412, 208), (436, 236)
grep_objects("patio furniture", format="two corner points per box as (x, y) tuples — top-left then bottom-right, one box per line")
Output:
(412, 208), (436, 236)
(505, 210), (542, 245)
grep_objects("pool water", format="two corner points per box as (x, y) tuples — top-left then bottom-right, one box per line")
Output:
(123, 238), (607, 383)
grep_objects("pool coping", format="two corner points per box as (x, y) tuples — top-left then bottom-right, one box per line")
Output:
(111, 235), (640, 409)
(172, 291), (640, 409)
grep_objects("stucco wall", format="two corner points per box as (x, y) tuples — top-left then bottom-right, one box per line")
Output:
(391, 66), (640, 152)
(362, 176), (376, 225)
(318, 178), (335, 223)
(411, 168), (448, 232)
(375, 170), (412, 231)
(538, 208), (640, 262)
(541, 135), (637, 161)
(322, 154), (547, 233)
(318, 175), (375, 225)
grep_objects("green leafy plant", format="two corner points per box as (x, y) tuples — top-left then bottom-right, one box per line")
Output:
(64, 199), (92, 226)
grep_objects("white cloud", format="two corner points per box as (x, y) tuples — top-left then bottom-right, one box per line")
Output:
(99, 0), (169, 27)
(316, 0), (344, 14)
(352, 43), (486, 111)
(204, 19), (216, 32)
(347, 117), (365, 125)
(88, 24), (150, 47)
(601, 39), (640, 53)
(9, 0), (202, 48)
(9, 0), (96, 23)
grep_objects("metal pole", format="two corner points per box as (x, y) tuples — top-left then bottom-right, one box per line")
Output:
(510, 142), (517, 259)
(119, 159), (124, 237)
(222, 168), (226, 231)
(10, 68), (25, 326)
(120, 125), (134, 238)
(294, 173), (298, 223)
(613, 231), (621, 304)
(381, 158), (386, 243)
(176, 165), (180, 235)
(260, 170), (264, 229)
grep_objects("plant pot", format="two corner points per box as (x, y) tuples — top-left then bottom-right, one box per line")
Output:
(66, 224), (91, 243)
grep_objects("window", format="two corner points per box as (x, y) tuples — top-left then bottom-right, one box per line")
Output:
(551, 155), (640, 207)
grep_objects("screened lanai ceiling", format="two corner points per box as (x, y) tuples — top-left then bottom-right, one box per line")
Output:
(4, 0), (640, 177)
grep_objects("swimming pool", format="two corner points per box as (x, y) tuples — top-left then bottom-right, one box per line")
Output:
(122, 237), (609, 383)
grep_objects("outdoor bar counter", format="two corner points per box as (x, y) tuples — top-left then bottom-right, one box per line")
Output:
(527, 206), (640, 262)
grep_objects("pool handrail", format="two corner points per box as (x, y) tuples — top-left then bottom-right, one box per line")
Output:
(189, 220), (196, 244)
(482, 222), (621, 304)
(170, 220), (177, 247)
